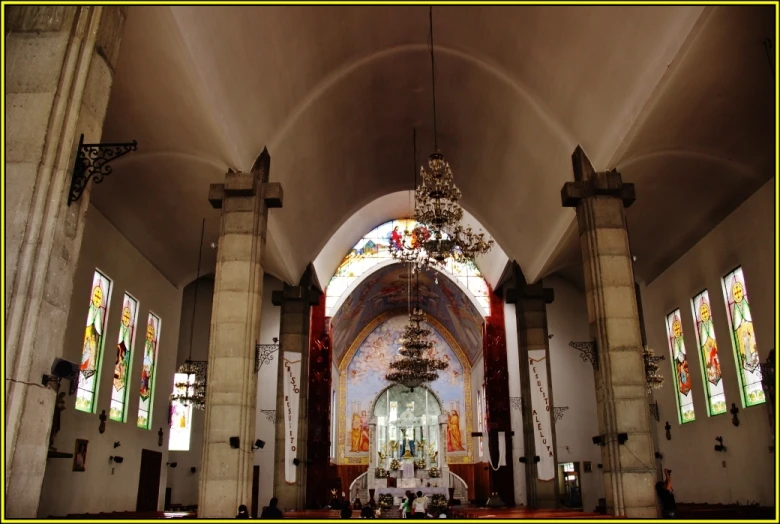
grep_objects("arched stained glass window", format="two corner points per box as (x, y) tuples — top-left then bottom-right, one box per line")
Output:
(109, 293), (139, 422)
(664, 309), (695, 423)
(76, 270), (113, 413)
(137, 313), (161, 429)
(326, 219), (490, 316)
(721, 267), (765, 407)
(691, 290), (727, 416)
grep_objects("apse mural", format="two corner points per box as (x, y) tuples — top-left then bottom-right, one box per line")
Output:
(338, 314), (473, 464)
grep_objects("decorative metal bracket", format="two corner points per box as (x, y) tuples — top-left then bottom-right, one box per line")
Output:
(649, 401), (660, 422)
(569, 339), (599, 370)
(68, 134), (137, 206)
(553, 406), (569, 423)
(509, 397), (522, 411)
(255, 337), (280, 373)
(260, 410), (277, 424)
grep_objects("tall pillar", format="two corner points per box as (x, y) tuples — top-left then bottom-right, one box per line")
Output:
(4, 6), (127, 516)
(272, 265), (322, 511)
(561, 146), (656, 517)
(306, 292), (331, 509)
(198, 150), (283, 517)
(482, 290), (516, 506)
(501, 262), (559, 509)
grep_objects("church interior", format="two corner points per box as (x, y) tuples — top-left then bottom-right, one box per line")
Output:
(3, 3), (777, 520)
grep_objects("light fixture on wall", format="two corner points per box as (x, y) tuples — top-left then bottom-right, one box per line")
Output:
(167, 461), (178, 468)
(252, 439), (265, 450)
(170, 219), (208, 410)
(110, 456), (124, 464)
(229, 437), (240, 449)
(643, 346), (664, 394)
(714, 436), (726, 452)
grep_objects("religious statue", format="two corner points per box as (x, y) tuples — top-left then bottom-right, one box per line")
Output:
(49, 392), (66, 449)
(350, 412), (362, 452)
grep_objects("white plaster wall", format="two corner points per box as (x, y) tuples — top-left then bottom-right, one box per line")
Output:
(165, 276), (213, 506)
(255, 275), (283, 509)
(545, 276), (605, 513)
(38, 207), (182, 517)
(642, 178), (775, 507)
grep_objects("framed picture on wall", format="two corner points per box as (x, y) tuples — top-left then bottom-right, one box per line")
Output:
(73, 439), (88, 472)
(583, 461), (592, 473)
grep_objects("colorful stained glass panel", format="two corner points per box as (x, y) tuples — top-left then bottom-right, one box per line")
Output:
(691, 290), (727, 416)
(110, 294), (138, 422)
(169, 373), (195, 451)
(76, 270), (113, 413)
(137, 313), (161, 428)
(664, 310), (695, 423)
(722, 267), (765, 407)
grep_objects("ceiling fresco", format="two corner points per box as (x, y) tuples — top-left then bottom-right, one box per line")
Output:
(331, 263), (484, 366)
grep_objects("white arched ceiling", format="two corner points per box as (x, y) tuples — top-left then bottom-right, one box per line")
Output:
(91, 5), (773, 291)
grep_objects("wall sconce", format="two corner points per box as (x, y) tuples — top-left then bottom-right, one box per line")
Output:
(167, 462), (178, 468)
(730, 403), (740, 427)
(252, 439), (265, 450)
(190, 467), (197, 474)
(714, 436), (726, 452)
(654, 451), (663, 459)
(592, 435), (605, 446)
(229, 437), (240, 449)
(42, 358), (80, 392)
(109, 456), (124, 464)
(664, 422), (671, 441)
(617, 433), (628, 445)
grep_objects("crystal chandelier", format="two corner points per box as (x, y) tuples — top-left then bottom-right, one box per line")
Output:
(643, 346), (665, 394)
(386, 271), (448, 391)
(171, 219), (208, 409)
(390, 8), (493, 272)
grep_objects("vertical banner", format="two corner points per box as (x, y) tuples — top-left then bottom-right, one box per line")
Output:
(283, 353), (302, 484)
(528, 350), (554, 481)
(498, 431), (507, 466)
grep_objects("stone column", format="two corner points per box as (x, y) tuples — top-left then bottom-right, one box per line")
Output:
(306, 291), (331, 508)
(561, 146), (656, 518)
(501, 262), (559, 509)
(272, 266), (321, 511)
(4, 6), (127, 516)
(198, 151), (283, 517)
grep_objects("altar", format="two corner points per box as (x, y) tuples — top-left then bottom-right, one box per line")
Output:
(376, 487), (449, 499)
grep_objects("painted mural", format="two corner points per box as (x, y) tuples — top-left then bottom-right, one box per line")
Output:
(331, 264), (484, 366)
(339, 313), (473, 464)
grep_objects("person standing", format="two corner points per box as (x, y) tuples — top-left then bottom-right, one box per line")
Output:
(260, 498), (284, 519)
(655, 469), (677, 518)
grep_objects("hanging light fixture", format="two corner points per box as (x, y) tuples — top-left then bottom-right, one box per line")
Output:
(392, 7), (493, 271)
(386, 267), (448, 391)
(170, 219), (208, 410)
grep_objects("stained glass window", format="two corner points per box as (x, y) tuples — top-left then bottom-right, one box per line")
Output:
(137, 313), (161, 428)
(109, 294), (139, 422)
(326, 219), (490, 315)
(168, 373), (194, 451)
(76, 270), (113, 413)
(691, 290), (727, 416)
(664, 310), (695, 423)
(722, 267), (765, 407)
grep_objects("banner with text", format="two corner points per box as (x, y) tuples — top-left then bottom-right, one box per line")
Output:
(528, 350), (555, 481)
(284, 353), (302, 484)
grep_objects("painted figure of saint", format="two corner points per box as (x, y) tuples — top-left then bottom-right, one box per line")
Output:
(676, 360), (692, 396)
(697, 300), (722, 386)
(350, 412), (362, 452)
(446, 410), (464, 452)
(80, 284), (105, 378)
(729, 279), (759, 373)
(140, 321), (156, 400)
(360, 411), (370, 452)
(390, 226), (403, 250)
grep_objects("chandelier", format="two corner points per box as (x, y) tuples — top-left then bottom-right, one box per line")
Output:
(643, 346), (665, 394)
(386, 271), (448, 391)
(170, 219), (208, 409)
(390, 8), (493, 272)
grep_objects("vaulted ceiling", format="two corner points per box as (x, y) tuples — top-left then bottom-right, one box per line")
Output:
(94, 5), (775, 290)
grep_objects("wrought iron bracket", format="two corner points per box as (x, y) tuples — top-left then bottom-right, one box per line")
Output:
(569, 339), (599, 370)
(509, 397), (522, 411)
(255, 338), (280, 373)
(260, 410), (277, 424)
(68, 134), (137, 206)
(553, 406), (569, 423)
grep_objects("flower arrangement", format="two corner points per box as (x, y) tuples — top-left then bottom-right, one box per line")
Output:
(389, 458), (400, 471)
(429, 494), (448, 511)
(375, 467), (387, 478)
(414, 459), (426, 470)
(428, 466), (440, 478)
(378, 493), (395, 510)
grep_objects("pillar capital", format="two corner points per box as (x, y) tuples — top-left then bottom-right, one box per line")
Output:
(561, 145), (635, 208)
(209, 172), (283, 209)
